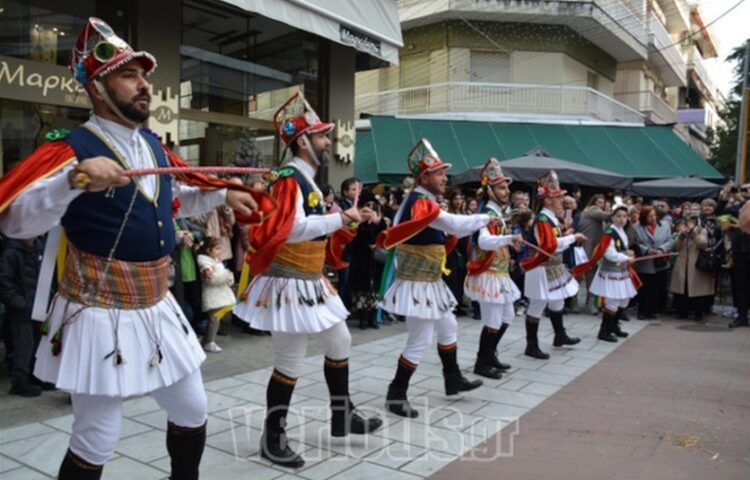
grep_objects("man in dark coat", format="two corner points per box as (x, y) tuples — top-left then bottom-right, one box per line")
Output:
(0, 236), (43, 396)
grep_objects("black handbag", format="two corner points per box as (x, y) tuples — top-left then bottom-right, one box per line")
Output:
(695, 239), (723, 273)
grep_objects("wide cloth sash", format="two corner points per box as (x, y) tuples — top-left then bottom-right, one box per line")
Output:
(266, 240), (326, 280)
(59, 243), (170, 309)
(395, 244), (445, 282)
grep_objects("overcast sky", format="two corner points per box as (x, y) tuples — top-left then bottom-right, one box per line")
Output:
(702, 0), (750, 98)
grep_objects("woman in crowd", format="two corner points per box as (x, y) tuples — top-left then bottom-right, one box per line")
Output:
(670, 211), (714, 321)
(348, 191), (388, 329)
(633, 205), (674, 320)
(445, 191), (469, 316)
(197, 237), (236, 352)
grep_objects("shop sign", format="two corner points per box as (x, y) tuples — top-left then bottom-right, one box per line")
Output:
(340, 26), (381, 57)
(0, 54), (88, 108)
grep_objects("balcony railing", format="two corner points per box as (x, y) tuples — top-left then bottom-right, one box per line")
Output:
(356, 82), (645, 124)
(648, 13), (687, 85)
(398, 0), (648, 48)
(687, 46), (717, 99)
(614, 90), (677, 124)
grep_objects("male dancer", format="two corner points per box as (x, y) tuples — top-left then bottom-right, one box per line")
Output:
(380, 139), (500, 418)
(234, 92), (382, 468)
(521, 171), (586, 359)
(465, 158), (522, 379)
(0, 18), (271, 479)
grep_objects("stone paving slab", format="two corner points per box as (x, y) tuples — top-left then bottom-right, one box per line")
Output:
(0, 314), (646, 479)
(430, 316), (750, 480)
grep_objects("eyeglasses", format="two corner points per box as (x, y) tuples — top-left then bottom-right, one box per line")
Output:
(93, 41), (118, 63)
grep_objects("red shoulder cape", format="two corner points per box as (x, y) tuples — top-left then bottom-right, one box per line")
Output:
(571, 233), (641, 290)
(0, 140), (277, 226)
(520, 220), (558, 271)
(466, 224), (499, 276)
(375, 197), (457, 259)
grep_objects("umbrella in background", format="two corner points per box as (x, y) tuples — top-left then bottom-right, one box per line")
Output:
(450, 147), (632, 190)
(630, 176), (722, 198)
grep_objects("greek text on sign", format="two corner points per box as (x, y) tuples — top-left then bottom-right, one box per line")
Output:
(340, 26), (381, 57)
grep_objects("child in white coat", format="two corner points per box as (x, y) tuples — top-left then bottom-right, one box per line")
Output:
(197, 237), (236, 352)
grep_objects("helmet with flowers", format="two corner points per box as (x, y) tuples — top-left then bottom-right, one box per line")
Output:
(273, 92), (333, 147)
(536, 170), (566, 198)
(407, 138), (452, 179)
(70, 17), (156, 87)
(480, 157), (512, 187)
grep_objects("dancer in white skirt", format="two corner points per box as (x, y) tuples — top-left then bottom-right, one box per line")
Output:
(0, 18), (271, 479)
(465, 158), (523, 379)
(233, 92), (381, 468)
(573, 204), (638, 342)
(521, 171), (587, 359)
(380, 139), (501, 418)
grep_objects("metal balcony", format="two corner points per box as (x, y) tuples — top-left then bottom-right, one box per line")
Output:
(687, 46), (717, 100)
(614, 90), (677, 124)
(397, 0), (648, 62)
(356, 82), (645, 124)
(648, 13), (687, 87)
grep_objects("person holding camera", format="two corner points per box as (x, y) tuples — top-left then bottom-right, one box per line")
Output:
(669, 211), (713, 321)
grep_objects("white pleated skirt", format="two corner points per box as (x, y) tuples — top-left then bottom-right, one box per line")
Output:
(524, 266), (579, 301)
(233, 275), (347, 334)
(464, 273), (521, 304)
(34, 293), (205, 398)
(590, 268), (637, 300)
(379, 278), (457, 320)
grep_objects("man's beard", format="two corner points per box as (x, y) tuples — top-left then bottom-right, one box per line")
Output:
(105, 83), (151, 123)
(314, 147), (331, 167)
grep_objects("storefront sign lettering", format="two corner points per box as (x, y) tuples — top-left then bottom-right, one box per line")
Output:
(0, 55), (88, 108)
(340, 26), (381, 57)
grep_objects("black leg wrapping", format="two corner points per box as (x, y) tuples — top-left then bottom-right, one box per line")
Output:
(167, 421), (207, 480)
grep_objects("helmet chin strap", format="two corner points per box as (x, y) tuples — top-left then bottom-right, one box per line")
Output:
(300, 133), (321, 167)
(92, 78), (138, 128)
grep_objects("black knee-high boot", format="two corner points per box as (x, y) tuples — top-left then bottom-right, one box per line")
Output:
(524, 316), (550, 359)
(474, 327), (503, 379)
(260, 370), (304, 469)
(386, 356), (419, 418)
(58, 449), (104, 480)
(167, 421), (206, 480)
(324, 357), (383, 437)
(613, 309), (629, 337)
(550, 310), (580, 347)
(439, 342), (483, 395)
(489, 323), (511, 370)
(597, 310), (618, 342)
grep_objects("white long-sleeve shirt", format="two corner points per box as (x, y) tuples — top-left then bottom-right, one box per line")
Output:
(0, 115), (226, 239)
(540, 207), (577, 253)
(283, 157), (344, 243)
(603, 225), (630, 263)
(402, 186), (490, 238)
(477, 200), (515, 251)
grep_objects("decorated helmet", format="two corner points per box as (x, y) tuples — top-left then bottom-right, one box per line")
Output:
(480, 157), (512, 187)
(407, 138), (451, 179)
(611, 203), (628, 216)
(70, 17), (156, 86)
(536, 170), (566, 198)
(273, 92), (334, 146)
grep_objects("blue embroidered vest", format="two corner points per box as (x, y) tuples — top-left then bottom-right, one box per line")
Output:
(399, 191), (446, 246)
(61, 126), (175, 261)
(278, 165), (325, 241)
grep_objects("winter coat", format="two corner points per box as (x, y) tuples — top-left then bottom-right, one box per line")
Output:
(197, 254), (236, 311)
(348, 219), (387, 294)
(0, 238), (43, 323)
(633, 222), (675, 274)
(578, 206), (610, 257)
(669, 227), (715, 297)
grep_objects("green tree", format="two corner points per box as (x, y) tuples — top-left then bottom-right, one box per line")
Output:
(707, 42), (748, 177)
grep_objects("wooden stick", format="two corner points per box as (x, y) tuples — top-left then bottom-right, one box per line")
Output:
(631, 252), (674, 263)
(521, 239), (553, 258)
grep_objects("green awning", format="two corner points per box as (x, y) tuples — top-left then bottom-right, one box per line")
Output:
(353, 116), (723, 184)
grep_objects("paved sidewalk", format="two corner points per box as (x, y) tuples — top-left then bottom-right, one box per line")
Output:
(430, 317), (750, 480)
(0, 314), (646, 479)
